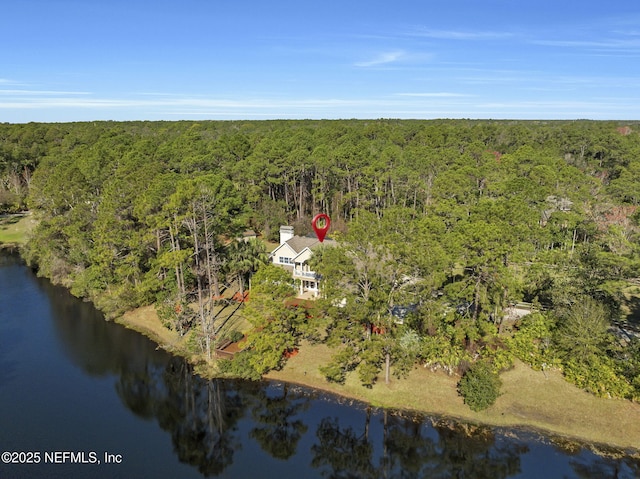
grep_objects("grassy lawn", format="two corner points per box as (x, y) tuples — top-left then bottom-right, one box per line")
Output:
(116, 305), (182, 350)
(0, 213), (36, 245)
(117, 304), (640, 453)
(267, 341), (640, 453)
(106, 255), (640, 454)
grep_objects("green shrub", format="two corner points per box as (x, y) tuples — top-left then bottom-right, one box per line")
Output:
(217, 351), (262, 380)
(482, 345), (514, 372)
(227, 330), (244, 343)
(508, 312), (557, 370)
(562, 356), (633, 399)
(458, 360), (502, 412)
(420, 332), (471, 375)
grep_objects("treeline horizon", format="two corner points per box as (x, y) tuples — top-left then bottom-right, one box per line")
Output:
(2, 118), (640, 402)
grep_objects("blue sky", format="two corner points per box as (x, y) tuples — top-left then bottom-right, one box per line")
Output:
(1, 0), (639, 122)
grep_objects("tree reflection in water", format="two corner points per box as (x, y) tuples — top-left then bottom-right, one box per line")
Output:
(6, 251), (638, 478)
(429, 420), (527, 478)
(383, 412), (438, 477)
(571, 456), (639, 479)
(164, 364), (243, 476)
(116, 358), (244, 476)
(310, 410), (528, 479)
(249, 382), (310, 460)
(311, 415), (377, 478)
(111, 356), (639, 478)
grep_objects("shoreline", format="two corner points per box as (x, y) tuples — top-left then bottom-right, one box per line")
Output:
(116, 304), (640, 456)
(263, 373), (638, 459)
(265, 341), (640, 456)
(2, 239), (636, 456)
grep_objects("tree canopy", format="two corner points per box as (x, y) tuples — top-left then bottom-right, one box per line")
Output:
(5, 118), (640, 403)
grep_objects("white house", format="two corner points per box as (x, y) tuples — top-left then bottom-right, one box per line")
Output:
(270, 225), (336, 297)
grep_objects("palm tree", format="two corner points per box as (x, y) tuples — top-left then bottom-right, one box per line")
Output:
(227, 238), (269, 296)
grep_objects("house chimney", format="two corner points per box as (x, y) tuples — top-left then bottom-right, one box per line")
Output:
(279, 225), (294, 245)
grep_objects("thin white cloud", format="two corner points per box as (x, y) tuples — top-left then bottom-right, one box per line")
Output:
(533, 38), (640, 49)
(476, 100), (640, 113)
(0, 95), (371, 111)
(613, 29), (640, 37)
(355, 50), (406, 67)
(1, 82), (638, 121)
(0, 89), (91, 96)
(407, 28), (513, 41)
(0, 78), (24, 86)
(395, 92), (471, 98)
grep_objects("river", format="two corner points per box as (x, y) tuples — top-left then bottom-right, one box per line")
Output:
(0, 251), (638, 478)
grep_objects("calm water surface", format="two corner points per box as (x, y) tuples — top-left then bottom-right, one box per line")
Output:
(0, 251), (638, 478)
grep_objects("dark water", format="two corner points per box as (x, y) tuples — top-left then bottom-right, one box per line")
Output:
(0, 252), (638, 479)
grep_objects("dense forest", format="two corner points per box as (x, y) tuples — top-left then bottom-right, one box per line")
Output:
(3, 119), (640, 405)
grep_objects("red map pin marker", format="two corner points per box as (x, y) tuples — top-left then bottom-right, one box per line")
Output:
(312, 213), (330, 242)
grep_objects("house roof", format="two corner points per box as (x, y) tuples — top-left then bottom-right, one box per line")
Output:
(270, 234), (336, 258)
(288, 234), (337, 253)
(285, 235), (318, 253)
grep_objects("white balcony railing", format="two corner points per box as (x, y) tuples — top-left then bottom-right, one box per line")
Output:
(294, 269), (318, 279)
